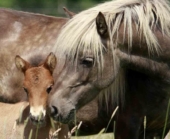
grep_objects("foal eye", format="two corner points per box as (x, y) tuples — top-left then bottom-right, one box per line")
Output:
(81, 57), (94, 67)
(46, 85), (53, 94)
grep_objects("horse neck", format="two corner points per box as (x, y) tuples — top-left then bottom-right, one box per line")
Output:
(98, 21), (170, 111)
(117, 21), (170, 63)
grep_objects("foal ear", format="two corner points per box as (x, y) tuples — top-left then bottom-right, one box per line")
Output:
(63, 7), (76, 18)
(43, 52), (57, 74)
(96, 12), (109, 38)
(15, 55), (30, 73)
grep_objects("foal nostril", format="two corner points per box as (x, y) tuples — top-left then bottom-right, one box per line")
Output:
(29, 113), (36, 121)
(29, 114), (45, 124)
(51, 106), (58, 116)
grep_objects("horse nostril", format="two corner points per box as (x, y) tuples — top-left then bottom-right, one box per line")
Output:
(51, 106), (58, 116)
(29, 113), (45, 124)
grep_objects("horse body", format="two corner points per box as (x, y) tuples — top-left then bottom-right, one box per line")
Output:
(49, 0), (170, 138)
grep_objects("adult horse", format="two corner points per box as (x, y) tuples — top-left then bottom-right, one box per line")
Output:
(49, 0), (170, 138)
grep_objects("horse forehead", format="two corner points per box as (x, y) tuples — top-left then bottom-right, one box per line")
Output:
(25, 67), (52, 84)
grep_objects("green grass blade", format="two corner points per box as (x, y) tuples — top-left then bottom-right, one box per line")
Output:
(28, 129), (33, 139)
(105, 106), (119, 133)
(162, 98), (170, 139)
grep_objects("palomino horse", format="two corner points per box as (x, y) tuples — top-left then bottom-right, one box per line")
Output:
(49, 0), (170, 138)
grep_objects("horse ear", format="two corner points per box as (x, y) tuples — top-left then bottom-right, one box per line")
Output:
(96, 12), (109, 38)
(15, 55), (30, 73)
(43, 52), (57, 74)
(63, 7), (76, 18)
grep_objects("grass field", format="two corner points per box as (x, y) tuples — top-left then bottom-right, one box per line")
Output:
(1, 103), (170, 139)
(72, 133), (114, 139)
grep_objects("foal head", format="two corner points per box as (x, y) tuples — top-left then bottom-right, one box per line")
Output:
(15, 52), (57, 125)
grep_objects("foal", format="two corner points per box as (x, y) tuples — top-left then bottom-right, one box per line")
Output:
(15, 52), (56, 124)
(14, 52), (69, 139)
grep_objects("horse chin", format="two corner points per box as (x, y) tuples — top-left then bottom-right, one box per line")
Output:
(52, 109), (75, 124)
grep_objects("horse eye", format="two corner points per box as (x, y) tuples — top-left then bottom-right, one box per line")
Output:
(81, 57), (94, 67)
(46, 85), (53, 94)
(23, 87), (28, 96)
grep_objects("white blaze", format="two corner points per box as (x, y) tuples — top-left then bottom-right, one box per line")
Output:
(30, 106), (46, 118)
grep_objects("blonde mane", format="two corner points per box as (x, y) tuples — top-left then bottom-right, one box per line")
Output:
(54, 0), (170, 108)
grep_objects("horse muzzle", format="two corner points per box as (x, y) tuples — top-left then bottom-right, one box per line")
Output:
(29, 106), (46, 126)
(29, 113), (46, 126)
(50, 105), (75, 124)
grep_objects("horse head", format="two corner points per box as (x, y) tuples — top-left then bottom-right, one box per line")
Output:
(48, 12), (121, 123)
(15, 52), (57, 125)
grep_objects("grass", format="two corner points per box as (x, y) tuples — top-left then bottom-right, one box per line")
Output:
(71, 133), (114, 139)
(47, 107), (118, 139)
(69, 107), (118, 139)
(19, 107), (170, 139)
(71, 128), (114, 139)
(3, 103), (170, 139)
(69, 103), (170, 139)
(162, 98), (170, 139)
(105, 106), (119, 133)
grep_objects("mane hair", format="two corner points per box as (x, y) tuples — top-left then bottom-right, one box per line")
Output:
(54, 0), (170, 106)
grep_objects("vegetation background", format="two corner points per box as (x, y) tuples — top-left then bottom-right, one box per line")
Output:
(0, 0), (107, 16)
